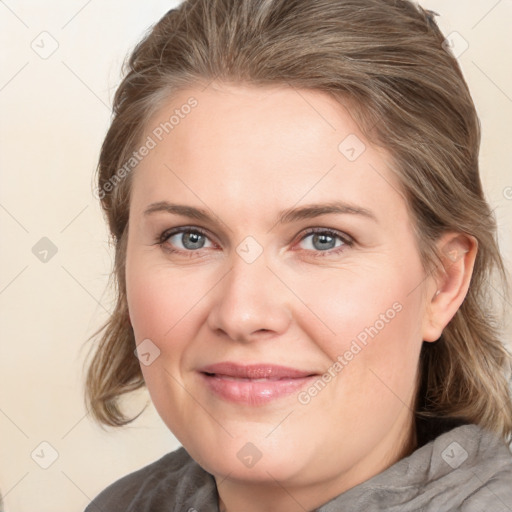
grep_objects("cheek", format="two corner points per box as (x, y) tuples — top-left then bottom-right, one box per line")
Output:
(293, 258), (426, 410)
(293, 282), (423, 451)
(294, 262), (425, 355)
(126, 258), (208, 343)
(125, 257), (210, 428)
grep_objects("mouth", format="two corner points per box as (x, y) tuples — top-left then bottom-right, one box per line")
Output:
(198, 362), (318, 405)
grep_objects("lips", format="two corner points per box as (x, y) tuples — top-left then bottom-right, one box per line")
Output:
(198, 362), (317, 405)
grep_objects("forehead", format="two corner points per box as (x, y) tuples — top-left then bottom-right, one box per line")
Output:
(144, 83), (366, 164)
(131, 83), (407, 226)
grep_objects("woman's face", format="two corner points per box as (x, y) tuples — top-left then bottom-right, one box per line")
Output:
(125, 83), (436, 500)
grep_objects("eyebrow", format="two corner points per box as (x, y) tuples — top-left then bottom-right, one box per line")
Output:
(143, 200), (378, 225)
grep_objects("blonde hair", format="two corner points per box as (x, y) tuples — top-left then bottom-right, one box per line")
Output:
(85, 0), (512, 442)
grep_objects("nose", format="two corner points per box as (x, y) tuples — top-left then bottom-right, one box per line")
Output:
(207, 251), (292, 343)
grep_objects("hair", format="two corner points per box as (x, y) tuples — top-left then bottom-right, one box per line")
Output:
(85, 0), (512, 443)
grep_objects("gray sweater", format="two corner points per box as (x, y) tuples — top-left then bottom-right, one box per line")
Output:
(85, 424), (512, 511)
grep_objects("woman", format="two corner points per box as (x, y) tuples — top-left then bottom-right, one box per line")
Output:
(84, 0), (512, 510)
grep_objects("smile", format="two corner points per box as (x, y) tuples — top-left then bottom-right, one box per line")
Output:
(198, 363), (317, 405)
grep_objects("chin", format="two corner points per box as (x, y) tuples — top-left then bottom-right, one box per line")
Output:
(207, 454), (305, 484)
(180, 431), (315, 485)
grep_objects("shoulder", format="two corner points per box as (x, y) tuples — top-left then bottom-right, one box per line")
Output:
(319, 423), (512, 512)
(441, 424), (512, 510)
(400, 424), (512, 510)
(84, 446), (218, 512)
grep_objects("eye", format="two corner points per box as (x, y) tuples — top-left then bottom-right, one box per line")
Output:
(296, 228), (353, 255)
(158, 227), (215, 253)
(157, 226), (353, 257)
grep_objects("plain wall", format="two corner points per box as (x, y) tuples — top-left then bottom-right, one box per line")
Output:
(0, 1), (511, 511)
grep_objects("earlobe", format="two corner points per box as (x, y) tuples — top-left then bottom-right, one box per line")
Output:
(422, 232), (478, 342)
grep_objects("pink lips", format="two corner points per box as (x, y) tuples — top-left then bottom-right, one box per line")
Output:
(198, 362), (316, 405)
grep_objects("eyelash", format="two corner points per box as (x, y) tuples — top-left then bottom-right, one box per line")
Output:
(157, 226), (354, 258)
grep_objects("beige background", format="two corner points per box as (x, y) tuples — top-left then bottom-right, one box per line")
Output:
(0, 1), (511, 511)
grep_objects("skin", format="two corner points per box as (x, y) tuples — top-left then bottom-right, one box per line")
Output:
(125, 83), (477, 512)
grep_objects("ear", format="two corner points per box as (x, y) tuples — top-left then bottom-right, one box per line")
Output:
(422, 232), (478, 342)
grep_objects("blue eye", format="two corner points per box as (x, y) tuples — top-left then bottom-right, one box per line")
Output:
(157, 226), (353, 257)
(159, 227), (214, 252)
(297, 228), (352, 255)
